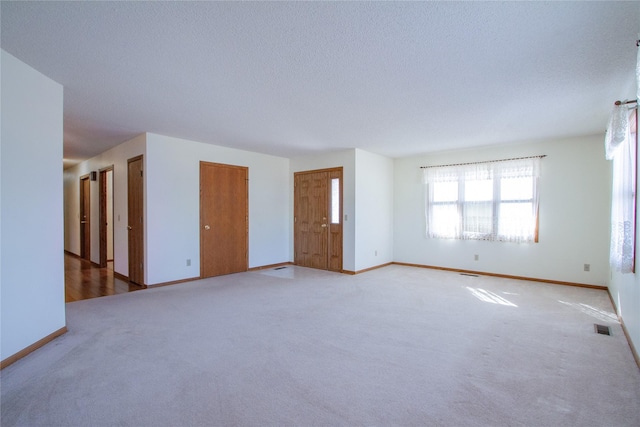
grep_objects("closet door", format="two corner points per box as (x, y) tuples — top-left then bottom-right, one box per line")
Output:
(200, 162), (248, 278)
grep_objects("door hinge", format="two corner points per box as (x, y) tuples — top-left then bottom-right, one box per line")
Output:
(140, 170), (143, 177)
(294, 216), (297, 223)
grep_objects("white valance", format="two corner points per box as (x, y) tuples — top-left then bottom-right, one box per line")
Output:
(605, 104), (630, 160)
(423, 157), (541, 184)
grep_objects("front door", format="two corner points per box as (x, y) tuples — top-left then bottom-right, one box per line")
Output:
(294, 168), (343, 272)
(80, 175), (91, 260)
(127, 156), (144, 285)
(200, 162), (248, 278)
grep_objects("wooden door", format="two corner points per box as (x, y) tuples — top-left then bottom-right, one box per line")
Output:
(294, 168), (343, 272)
(200, 162), (248, 278)
(294, 171), (328, 269)
(127, 156), (144, 285)
(80, 176), (91, 260)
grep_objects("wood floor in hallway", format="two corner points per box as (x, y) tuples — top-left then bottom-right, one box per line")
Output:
(64, 252), (145, 302)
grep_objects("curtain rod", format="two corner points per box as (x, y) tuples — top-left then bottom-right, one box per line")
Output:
(420, 155), (546, 169)
(615, 100), (638, 106)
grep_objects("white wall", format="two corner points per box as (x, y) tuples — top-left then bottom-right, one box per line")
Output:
(610, 257), (640, 362)
(65, 132), (290, 286)
(1, 50), (65, 361)
(291, 150), (356, 271)
(394, 135), (611, 285)
(63, 134), (146, 278)
(63, 169), (83, 256)
(354, 149), (394, 271)
(145, 133), (290, 285)
(609, 136), (640, 360)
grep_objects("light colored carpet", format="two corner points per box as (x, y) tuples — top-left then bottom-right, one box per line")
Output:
(1, 265), (639, 426)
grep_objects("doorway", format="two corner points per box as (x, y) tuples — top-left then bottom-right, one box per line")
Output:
(200, 161), (248, 278)
(99, 167), (114, 269)
(127, 155), (144, 285)
(79, 175), (91, 260)
(294, 168), (343, 272)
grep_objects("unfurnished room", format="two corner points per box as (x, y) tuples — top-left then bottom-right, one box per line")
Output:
(1, 2), (640, 426)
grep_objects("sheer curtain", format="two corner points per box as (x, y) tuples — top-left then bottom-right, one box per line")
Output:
(637, 46), (640, 101)
(493, 158), (541, 243)
(606, 106), (636, 273)
(423, 157), (541, 243)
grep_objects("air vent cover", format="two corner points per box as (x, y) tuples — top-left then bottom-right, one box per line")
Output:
(594, 324), (611, 336)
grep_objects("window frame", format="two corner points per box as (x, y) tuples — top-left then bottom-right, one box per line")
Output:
(424, 157), (541, 243)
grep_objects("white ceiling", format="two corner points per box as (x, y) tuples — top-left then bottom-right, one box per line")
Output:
(1, 2), (639, 166)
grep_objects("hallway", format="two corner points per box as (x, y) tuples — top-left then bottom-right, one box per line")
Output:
(64, 253), (145, 302)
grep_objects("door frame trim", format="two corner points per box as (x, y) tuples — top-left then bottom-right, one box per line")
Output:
(79, 174), (91, 260)
(98, 165), (114, 268)
(328, 168), (344, 272)
(127, 155), (144, 285)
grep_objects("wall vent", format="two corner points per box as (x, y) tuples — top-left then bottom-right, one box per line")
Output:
(594, 324), (611, 336)
(274, 267), (287, 270)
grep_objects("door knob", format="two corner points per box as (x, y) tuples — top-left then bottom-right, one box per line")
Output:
(80, 221), (87, 224)
(204, 225), (211, 230)
(127, 226), (132, 230)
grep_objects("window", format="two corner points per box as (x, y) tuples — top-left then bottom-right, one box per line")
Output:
(423, 157), (542, 243)
(331, 177), (340, 224)
(606, 106), (637, 273)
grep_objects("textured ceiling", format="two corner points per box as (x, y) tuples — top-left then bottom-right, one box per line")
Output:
(1, 1), (639, 166)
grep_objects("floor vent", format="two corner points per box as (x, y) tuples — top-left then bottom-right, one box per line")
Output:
(460, 273), (479, 277)
(274, 267), (287, 270)
(594, 324), (611, 336)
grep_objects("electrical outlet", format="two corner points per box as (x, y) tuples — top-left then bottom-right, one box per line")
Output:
(474, 254), (479, 261)
(186, 259), (191, 267)
(584, 263), (590, 272)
